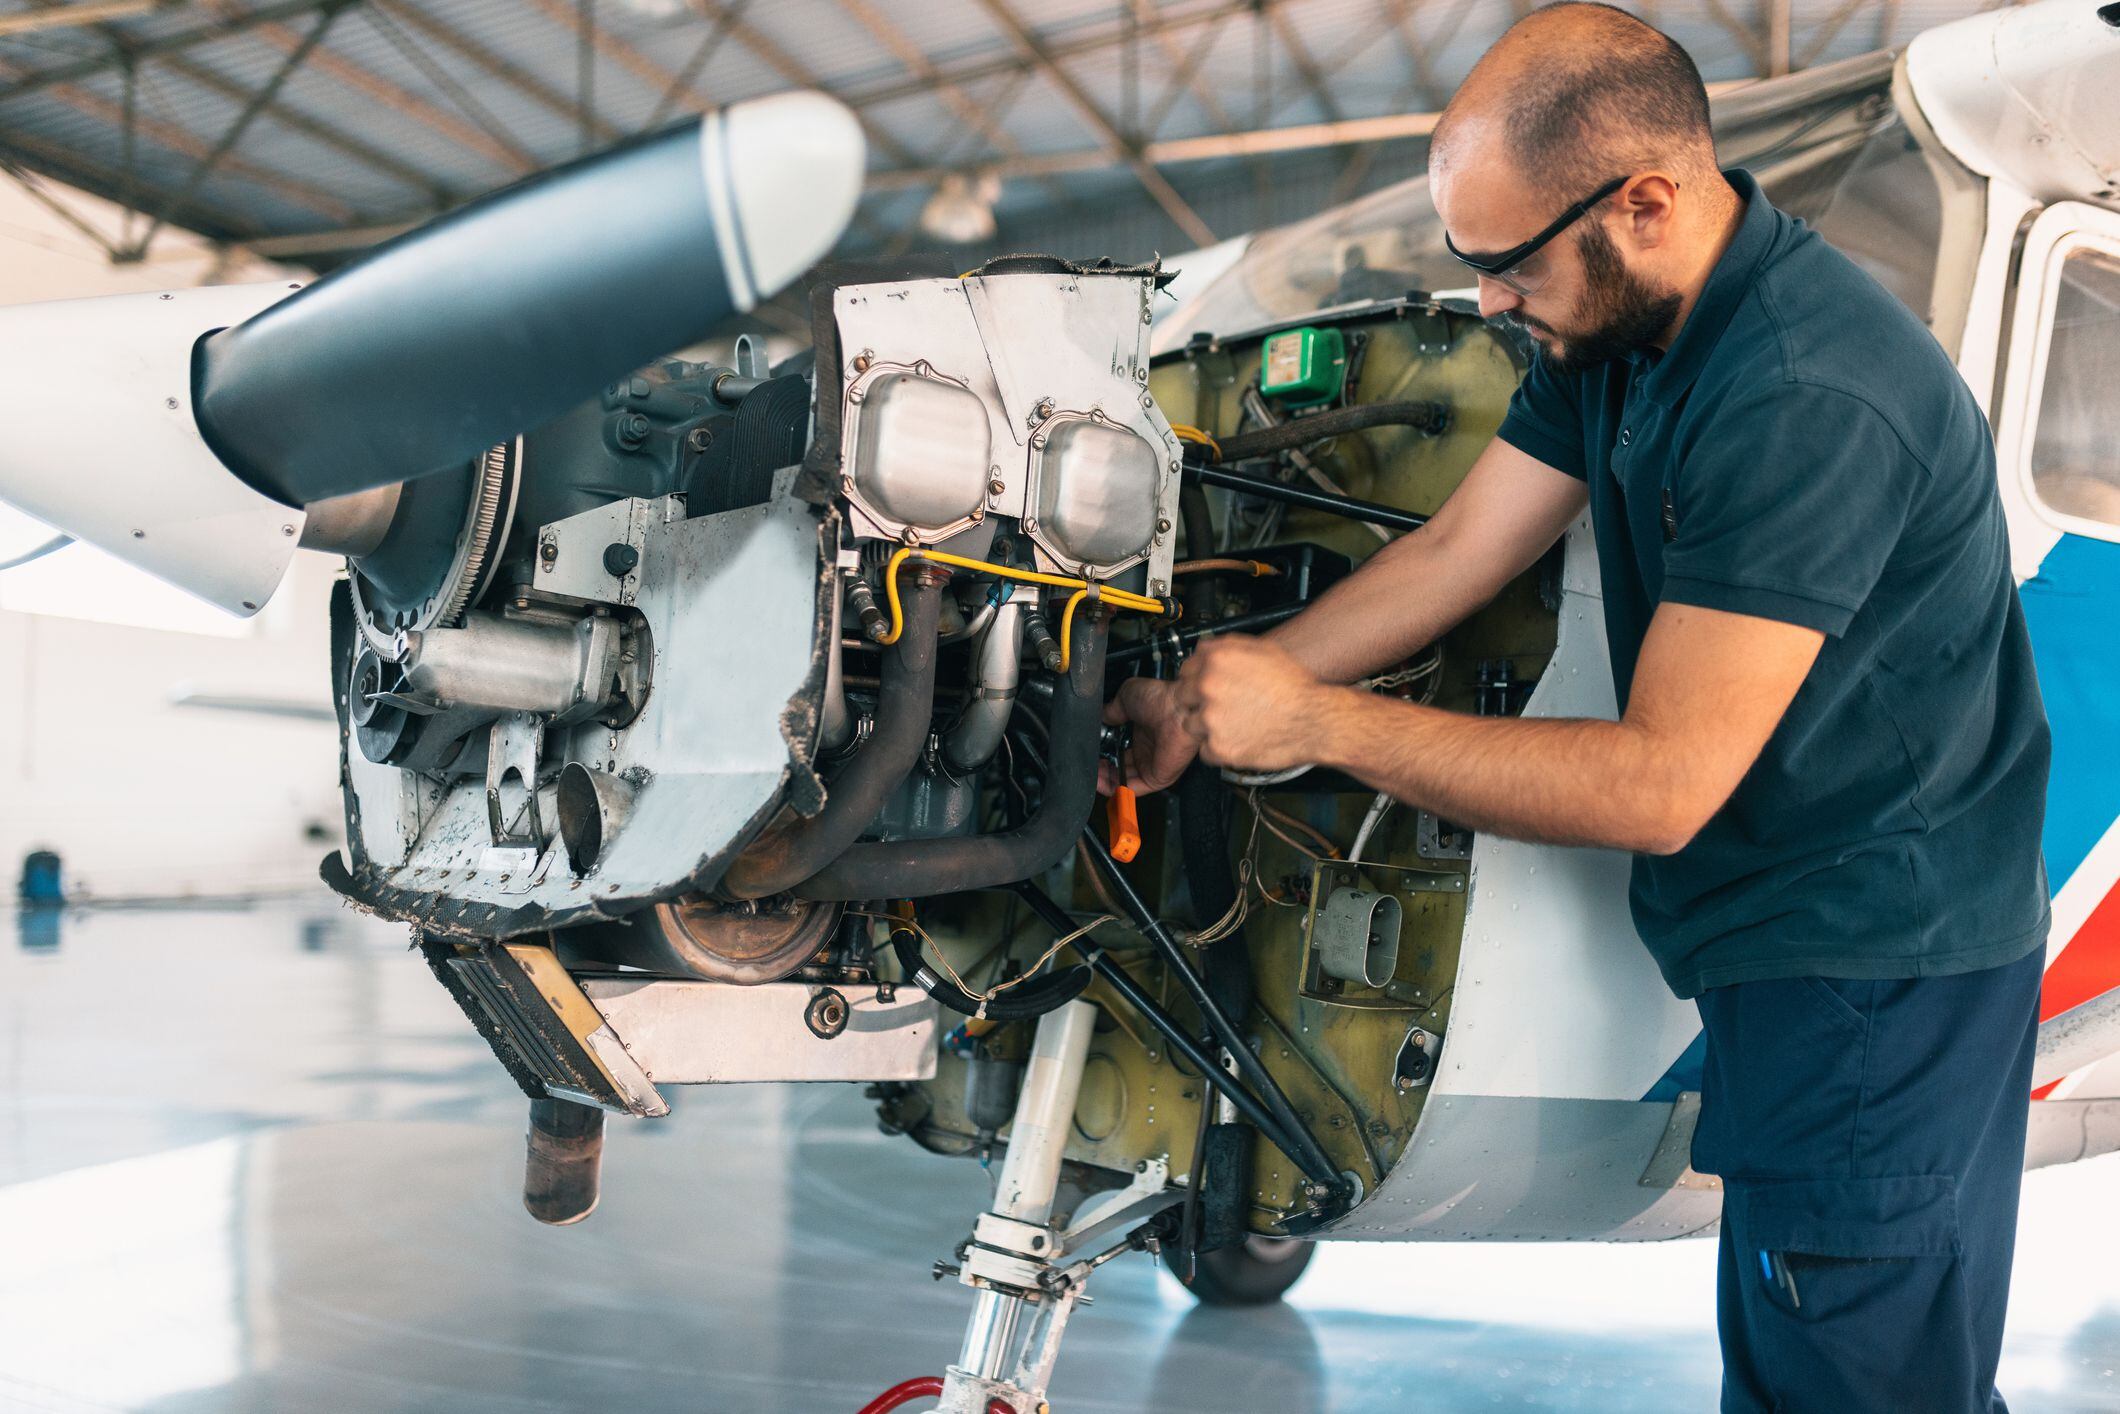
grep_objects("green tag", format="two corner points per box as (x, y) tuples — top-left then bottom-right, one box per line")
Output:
(1258, 326), (1346, 407)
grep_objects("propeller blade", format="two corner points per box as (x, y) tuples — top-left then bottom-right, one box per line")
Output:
(0, 533), (72, 573)
(195, 91), (864, 509)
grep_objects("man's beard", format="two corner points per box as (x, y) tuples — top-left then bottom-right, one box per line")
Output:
(1514, 222), (1683, 376)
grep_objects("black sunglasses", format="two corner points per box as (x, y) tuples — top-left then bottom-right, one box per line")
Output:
(1444, 175), (1630, 289)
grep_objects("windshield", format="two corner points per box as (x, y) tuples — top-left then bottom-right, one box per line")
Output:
(1153, 56), (1944, 352)
(1151, 175), (1450, 354)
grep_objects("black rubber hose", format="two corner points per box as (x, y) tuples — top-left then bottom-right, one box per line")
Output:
(1176, 481), (1219, 622)
(722, 574), (944, 898)
(1203, 400), (1449, 463)
(1080, 830), (1347, 1195)
(889, 925), (1093, 1021)
(1009, 881), (1305, 1157)
(791, 613), (1110, 901)
(1106, 602), (1306, 669)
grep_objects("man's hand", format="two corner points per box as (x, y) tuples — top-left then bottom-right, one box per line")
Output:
(1174, 636), (1334, 774)
(1099, 677), (1201, 796)
(1293, 602), (1825, 855)
(1098, 637), (1336, 794)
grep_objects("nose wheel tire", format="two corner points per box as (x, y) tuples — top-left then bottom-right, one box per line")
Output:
(1162, 1233), (1316, 1306)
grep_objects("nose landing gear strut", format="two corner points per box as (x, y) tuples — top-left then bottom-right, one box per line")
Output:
(859, 997), (1182, 1413)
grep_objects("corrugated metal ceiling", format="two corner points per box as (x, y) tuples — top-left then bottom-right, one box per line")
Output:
(0, 0), (1994, 278)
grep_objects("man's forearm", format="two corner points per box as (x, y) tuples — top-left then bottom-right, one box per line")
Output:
(1298, 688), (1697, 855)
(1265, 530), (1501, 684)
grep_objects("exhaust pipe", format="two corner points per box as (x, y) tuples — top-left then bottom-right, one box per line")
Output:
(557, 762), (636, 874)
(523, 1097), (605, 1226)
(720, 573), (946, 899)
(793, 611), (1109, 901)
(941, 593), (1026, 774)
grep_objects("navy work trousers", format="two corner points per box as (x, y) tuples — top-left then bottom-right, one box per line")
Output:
(1689, 944), (2044, 1413)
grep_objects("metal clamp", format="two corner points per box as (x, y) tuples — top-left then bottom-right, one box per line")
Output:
(486, 711), (545, 848)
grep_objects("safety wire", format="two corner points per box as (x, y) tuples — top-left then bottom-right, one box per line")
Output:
(859, 907), (1121, 1020)
(1177, 786), (1350, 949)
(1188, 635), (1441, 929)
(1347, 645), (1446, 864)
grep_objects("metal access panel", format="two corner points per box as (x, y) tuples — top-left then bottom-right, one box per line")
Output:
(581, 978), (940, 1084)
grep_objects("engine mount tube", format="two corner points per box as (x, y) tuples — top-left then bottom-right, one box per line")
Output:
(1186, 464), (1431, 535)
(1010, 881), (1304, 1160)
(721, 574), (944, 898)
(790, 612), (1109, 901)
(1080, 830), (1348, 1198)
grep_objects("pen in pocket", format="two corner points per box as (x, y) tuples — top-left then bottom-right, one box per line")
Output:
(1759, 1249), (1802, 1309)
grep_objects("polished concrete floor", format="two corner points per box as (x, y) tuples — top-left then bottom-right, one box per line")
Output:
(1, 897), (2116, 1413)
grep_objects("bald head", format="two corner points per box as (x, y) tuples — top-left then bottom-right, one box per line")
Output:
(1433, 3), (1715, 196)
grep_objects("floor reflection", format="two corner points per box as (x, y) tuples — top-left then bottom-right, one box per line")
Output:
(1146, 1304), (1327, 1414)
(16, 902), (61, 954)
(0, 896), (2112, 1412)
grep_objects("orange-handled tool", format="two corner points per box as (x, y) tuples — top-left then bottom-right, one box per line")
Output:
(1106, 784), (1141, 864)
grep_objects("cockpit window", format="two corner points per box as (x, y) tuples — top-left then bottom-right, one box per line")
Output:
(2028, 245), (2120, 530)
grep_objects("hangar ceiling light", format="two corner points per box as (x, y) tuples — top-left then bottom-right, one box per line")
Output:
(919, 170), (1001, 245)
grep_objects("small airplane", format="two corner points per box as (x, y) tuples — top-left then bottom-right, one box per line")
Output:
(0, 2), (2115, 1410)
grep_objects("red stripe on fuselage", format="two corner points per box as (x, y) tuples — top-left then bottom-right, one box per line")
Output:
(2033, 878), (2120, 1099)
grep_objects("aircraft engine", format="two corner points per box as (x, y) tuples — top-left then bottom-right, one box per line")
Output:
(326, 258), (1185, 1002)
(0, 81), (1580, 1271)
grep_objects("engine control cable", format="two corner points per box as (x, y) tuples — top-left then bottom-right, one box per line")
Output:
(1105, 601), (1306, 669)
(1184, 463), (1431, 535)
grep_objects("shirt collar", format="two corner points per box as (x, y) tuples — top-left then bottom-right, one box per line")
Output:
(1637, 169), (1775, 406)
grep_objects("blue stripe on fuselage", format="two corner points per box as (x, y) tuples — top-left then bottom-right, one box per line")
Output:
(2019, 533), (2120, 886)
(1637, 531), (2120, 1102)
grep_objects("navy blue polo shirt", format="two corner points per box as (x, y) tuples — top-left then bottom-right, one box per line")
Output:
(1495, 170), (2050, 999)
